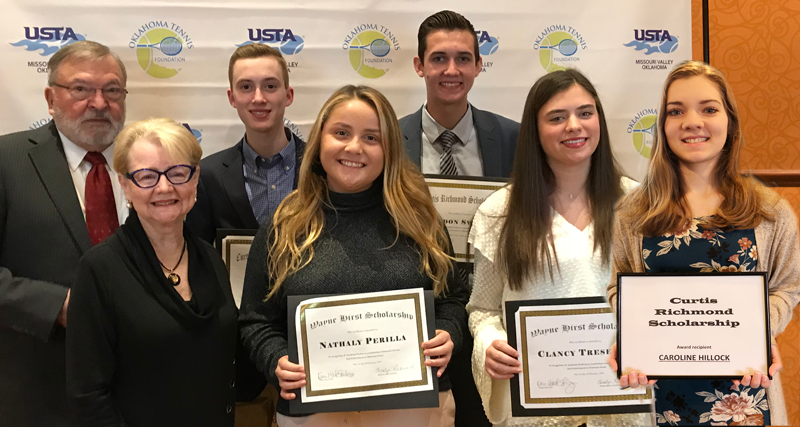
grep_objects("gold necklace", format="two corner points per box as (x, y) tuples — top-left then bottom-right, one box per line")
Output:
(158, 241), (186, 286)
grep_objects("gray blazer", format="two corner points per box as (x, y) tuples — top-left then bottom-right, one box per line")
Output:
(0, 121), (88, 426)
(399, 105), (519, 178)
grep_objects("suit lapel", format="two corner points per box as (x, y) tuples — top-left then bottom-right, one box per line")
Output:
(293, 136), (306, 190)
(401, 107), (424, 167)
(472, 106), (501, 177)
(222, 139), (259, 229)
(28, 122), (92, 253)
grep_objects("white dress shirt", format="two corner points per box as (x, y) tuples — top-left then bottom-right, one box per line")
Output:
(59, 130), (129, 226)
(420, 104), (484, 176)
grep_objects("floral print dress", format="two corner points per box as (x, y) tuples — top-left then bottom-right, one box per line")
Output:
(642, 219), (769, 426)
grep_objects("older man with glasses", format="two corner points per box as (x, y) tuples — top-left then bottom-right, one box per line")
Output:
(0, 40), (128, 426)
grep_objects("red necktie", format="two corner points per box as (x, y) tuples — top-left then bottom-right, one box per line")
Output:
(84, 152), (119, 245)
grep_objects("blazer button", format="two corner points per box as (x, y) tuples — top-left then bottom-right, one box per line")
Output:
(226, 405), (232, 414)
(233, 359), (236, 365)
(230, 380), (236, 388)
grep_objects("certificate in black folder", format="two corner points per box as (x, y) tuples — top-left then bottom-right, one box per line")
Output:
(287, 290), (439, 414)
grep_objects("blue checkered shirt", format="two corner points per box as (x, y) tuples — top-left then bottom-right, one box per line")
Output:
(241, 133), (296, 225)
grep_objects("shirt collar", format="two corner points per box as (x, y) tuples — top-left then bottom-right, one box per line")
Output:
(58, 129), (116, 173)
(421, 103), (473, 146)
(242, 127), (297, 171)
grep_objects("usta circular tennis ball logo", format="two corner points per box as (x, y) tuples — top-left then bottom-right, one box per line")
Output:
(342, 24), (400, 79)
(129, 21), (193, 79)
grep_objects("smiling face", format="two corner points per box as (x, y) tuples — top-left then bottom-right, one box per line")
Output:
(536, 84), (600, 169)
(45, 56), (126, 151)
(120, 139), (199, 227)
(663, 75), (729, 170)
(228, 56), (294, 136)
(413, 30), (481, 110)
(319, 99), (385, 193)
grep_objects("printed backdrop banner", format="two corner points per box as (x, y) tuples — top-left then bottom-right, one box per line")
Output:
(0, 0), (690, 181)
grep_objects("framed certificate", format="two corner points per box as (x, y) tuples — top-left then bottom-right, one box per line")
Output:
(506, 297), (653, 417)
(287, 289), (439, 414)
(424, 175), (507, 263)
(215, 229), (257, 308)
(617, 273), (771, 379)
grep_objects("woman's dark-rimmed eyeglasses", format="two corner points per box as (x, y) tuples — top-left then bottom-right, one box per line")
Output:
(125, 165), (196, 189)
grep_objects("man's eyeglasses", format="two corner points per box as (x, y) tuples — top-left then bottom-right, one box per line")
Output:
(51, 83), (128, 102)
(125, 165), (196, 189)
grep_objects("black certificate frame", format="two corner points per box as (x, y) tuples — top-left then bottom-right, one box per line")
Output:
(616, 272), (772, 380)
(287, 290), (439, 415)
(506, 297), (652, 417)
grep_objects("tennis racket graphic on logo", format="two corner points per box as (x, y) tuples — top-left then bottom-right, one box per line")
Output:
(542, 39), (578, 56)
(137, 36), (183, 56)
(349, 38), (391, 57)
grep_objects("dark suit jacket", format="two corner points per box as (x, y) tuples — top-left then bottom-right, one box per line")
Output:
(399, 105), (519, 178)
(186, 130), (306, 244)
(0, 121), (88, 426)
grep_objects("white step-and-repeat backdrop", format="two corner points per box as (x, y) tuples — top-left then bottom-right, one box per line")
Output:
(1, 0), (690, 181)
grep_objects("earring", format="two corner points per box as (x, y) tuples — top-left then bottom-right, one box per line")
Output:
(126, 200), (133, 209)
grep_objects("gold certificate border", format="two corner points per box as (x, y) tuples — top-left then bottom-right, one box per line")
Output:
(300, 292), (427, 397)
(519, 307), (651, 404)
(223, 238), (253, 276)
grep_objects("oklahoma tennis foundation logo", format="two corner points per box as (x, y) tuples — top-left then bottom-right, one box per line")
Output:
(284, 118), (304, 140)
(342, 24), (400, 79)
(533, 25), (587, 72)
(624, 29), (678, 71)
(11, 27), (87, 73)
(627, 109), (658, 158)
(128, 21), (194, 79)
(475, 30), (498, 73)
(30, 117), (52, 130)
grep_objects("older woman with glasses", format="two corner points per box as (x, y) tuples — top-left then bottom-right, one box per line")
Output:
(66, 118), (239, 427)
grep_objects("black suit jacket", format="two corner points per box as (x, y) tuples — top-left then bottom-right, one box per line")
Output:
(186, 130), (306, 244)
(0, 121), (89, 426)
(399, 105), (519, 178)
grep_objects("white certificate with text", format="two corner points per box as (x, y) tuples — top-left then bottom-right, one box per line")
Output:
(295, 289), (433, 403)
(507, 297), (652, 416)
(425, 176), (507, 263)
(220, 234), (255, 308)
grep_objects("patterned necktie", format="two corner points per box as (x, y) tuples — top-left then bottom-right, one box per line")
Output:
(84, 152), (119, 245)
(438, 130), (459, 175)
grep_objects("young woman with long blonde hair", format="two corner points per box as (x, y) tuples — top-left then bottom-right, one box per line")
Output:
(239, 85), (468, 426)
(607, 61), (800, 426)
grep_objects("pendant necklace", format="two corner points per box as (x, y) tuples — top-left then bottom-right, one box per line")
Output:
(158, 241), (186, 286)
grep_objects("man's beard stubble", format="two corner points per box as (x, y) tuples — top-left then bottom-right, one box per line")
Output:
(52, 107), (125, 149)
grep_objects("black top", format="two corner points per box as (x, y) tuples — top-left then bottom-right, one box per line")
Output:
(239, 181), (469, 416)
(66, 215), (238, 427)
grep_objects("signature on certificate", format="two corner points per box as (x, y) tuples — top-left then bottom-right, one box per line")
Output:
(318, 370), (356, 381)
(597, 378), (617, 387)
(536, 377), (577, 394)
(376, 364), (415, 375)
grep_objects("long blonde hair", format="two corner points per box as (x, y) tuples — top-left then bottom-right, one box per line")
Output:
(625, 60), (771, 235)
(266, 85), (452, 299)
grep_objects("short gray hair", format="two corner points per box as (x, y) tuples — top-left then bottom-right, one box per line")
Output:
(47, 40), (127, 86)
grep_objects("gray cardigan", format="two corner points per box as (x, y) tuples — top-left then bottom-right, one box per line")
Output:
(607, 186), (800, 425)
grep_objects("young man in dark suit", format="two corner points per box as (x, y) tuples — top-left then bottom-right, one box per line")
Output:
(186, 43), (304, 427)
(187, 44), (305, 244)
(399, 11), (518, 427)
(0, 40), (127, 426)
(399, 10), (519, 179)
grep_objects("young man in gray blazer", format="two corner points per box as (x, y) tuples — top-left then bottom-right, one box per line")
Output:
(0, 41), (127, 426)
(399, 10), (519, 179)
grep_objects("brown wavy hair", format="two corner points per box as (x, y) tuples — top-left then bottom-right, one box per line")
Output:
(265, 85), (453, 299)
(498, 69), (624, 290)
(624, 60), (771, 236)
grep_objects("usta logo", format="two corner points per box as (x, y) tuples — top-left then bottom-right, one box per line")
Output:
(24, 27), (79, 41)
